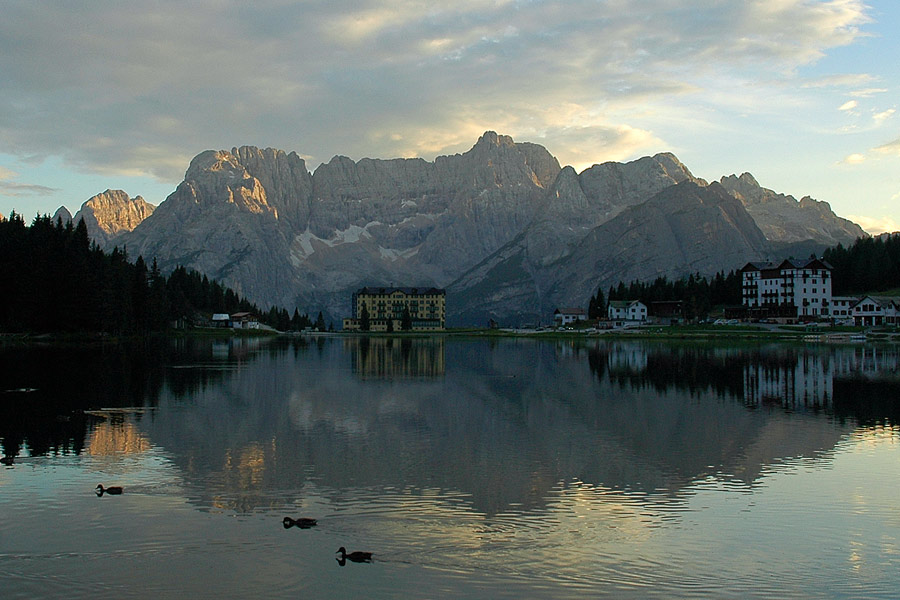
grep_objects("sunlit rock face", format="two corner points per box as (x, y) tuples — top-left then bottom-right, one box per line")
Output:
(108, 132), (864, 325)
(72, 189), (155, 247)
(119, 132), (561, 320)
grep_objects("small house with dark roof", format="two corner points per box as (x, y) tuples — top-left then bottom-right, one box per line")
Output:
(553, 307), (586, 327)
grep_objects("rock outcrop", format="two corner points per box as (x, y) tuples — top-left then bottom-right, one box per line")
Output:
(52, 206), (73, 224)
(448, 181), (771, 324)
(122, 132), (561, 317)
(719, 173), (865, 246)
(101, 132), (864, 325)
(72, 190), (155, 247)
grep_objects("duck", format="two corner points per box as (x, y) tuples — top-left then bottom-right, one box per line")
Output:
(95, 484), (123, 496)
(282, 516), (317, 529)
(336, 547), (373, 563)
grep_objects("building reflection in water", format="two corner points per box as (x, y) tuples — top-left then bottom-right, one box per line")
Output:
(744, 351), (833, 408)
(345, 336), (445, 378)
(587, 342), (899, 411)
(86, 413), (152, 457)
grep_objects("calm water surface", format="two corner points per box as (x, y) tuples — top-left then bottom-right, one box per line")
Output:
(1, 336), (899, 599)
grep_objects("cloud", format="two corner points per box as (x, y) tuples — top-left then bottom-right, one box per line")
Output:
(802, 73), (876, 88)
(839, 100), (858, 111)
(0, 0), (874, 180)
(850, 88), (888, 97)
(0, 167), (58, 196)
(873, 109), (895, 125)
(847, 214), (900, 235)
(841, 153), (867, 164)
(874, 138), (900, 156)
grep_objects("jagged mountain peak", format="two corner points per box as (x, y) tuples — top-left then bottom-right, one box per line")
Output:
(719, 171), (865, 245)
(53, 205), (73, 224)
(719, 172), (765, 204)
(105, 132), (865, 325)
(185, 149), (247, 180)
(72, 189), (155, 246)
(475, 130), (515, 148)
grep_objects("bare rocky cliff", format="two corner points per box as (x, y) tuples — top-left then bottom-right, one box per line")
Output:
(52, 206), (73, 224)
(448, 181), (772, 325)
(120, 132), (561, 319)
(719, 173), (865, 245)
(90, 132), (865, 325)
(70, 190), (155, 247)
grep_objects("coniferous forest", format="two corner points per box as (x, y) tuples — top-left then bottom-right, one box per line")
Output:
(823, 234), (900, 295)
(592, 233), (900, 321)
(591, 271), (743, 321)
(0, 213), (313, 334)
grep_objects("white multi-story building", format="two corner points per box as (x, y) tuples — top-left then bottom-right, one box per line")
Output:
(741, 258), (833, 320)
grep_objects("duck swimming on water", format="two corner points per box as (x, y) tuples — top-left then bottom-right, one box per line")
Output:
(336, 547), (373, 564)
(283, 517), (317, 529)
(95, 484), (123, 496)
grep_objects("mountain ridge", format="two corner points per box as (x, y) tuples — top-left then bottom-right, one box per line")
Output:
(54, 132), (867, 325)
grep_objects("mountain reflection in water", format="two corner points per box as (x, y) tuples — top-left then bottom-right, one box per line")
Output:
(2, 336), (899, 599)
(2, 338), (897, 510)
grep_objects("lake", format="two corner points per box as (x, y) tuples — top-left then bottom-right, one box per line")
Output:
(2, 336), (899, 599)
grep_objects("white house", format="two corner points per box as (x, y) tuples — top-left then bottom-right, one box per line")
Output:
(741, 257), (833, 320)
(831, 296), (860, 324)
(211, 313), (231, 328)
(553, 307), (586, 326)
(851, 296), (899, 327)
(608, 300), (647, 322)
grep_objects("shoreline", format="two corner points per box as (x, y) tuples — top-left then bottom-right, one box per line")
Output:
(2, 324), (898, 345)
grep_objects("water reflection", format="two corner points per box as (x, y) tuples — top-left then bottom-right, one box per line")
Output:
(86, 415), (153, 457)
(2, 337), (900, 599)
(346, 336), (445, 378)
(2, 337), (899, 512)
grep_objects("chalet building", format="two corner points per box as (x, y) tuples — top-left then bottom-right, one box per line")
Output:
(230, 312), (259, 329)
(650, 300), (684, 324)
(851, 296), (899, 327)
(741, 258), (833, 321)
(608, 300), (647, 322)
(211, 312), (259, 329)
(831, 296), (859, 324)
(553, 307), (586, 327)
(343, 287), (446, 331)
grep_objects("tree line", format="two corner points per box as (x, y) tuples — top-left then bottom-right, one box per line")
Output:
(0, 212), (314, 334)
(588, 232), (900, 321)
(588, 271), (743, 321)
(823, 234), (900, 295)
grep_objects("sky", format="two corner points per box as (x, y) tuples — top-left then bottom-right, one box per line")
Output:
(1, 0), (897, 234)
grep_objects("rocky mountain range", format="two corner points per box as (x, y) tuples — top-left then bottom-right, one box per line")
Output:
(58, 132), (867, 326)
(54, 189), (155, 247)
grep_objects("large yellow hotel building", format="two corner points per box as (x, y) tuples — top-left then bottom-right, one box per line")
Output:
(342, 287), (446, 332)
